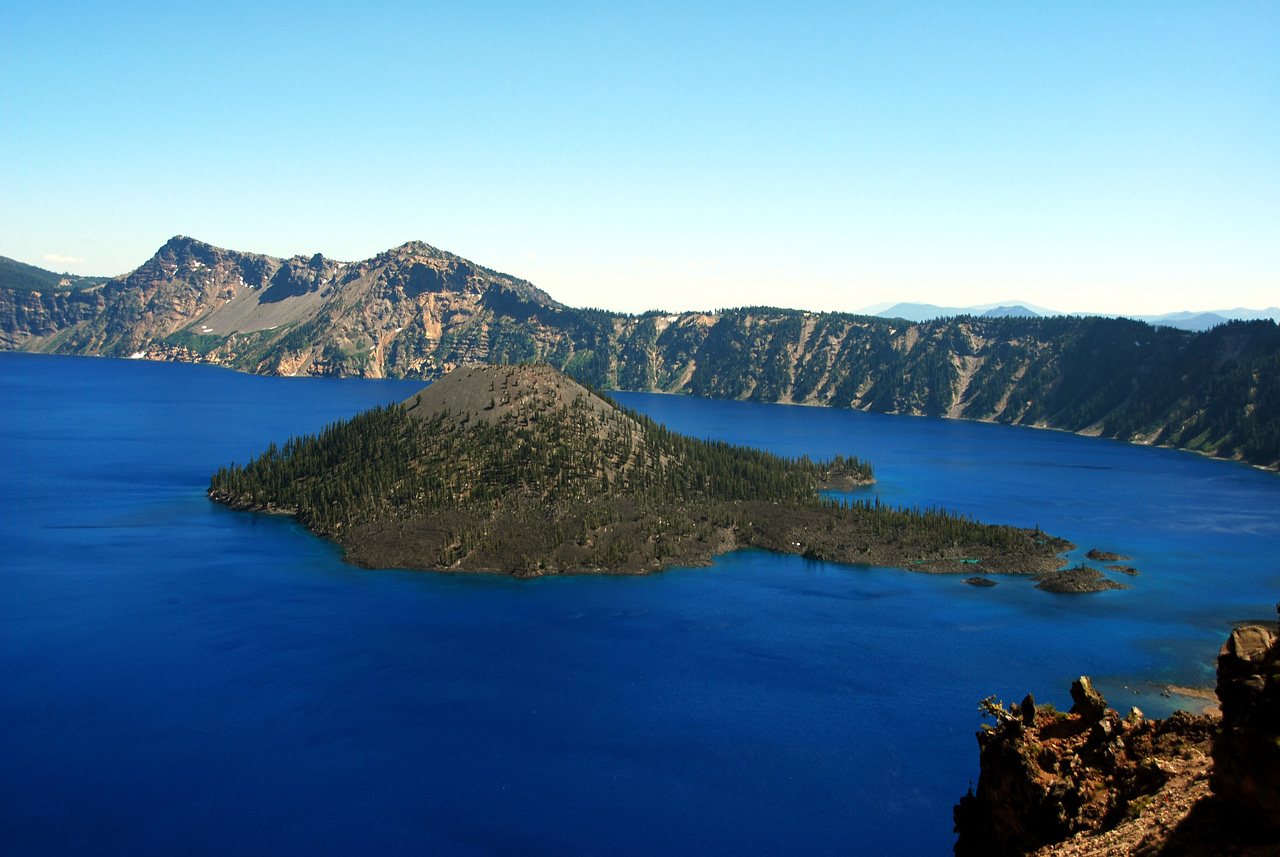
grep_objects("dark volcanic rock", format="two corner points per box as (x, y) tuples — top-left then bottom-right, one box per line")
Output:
(1213, 610), (1280, 830)
(1086, 549), (1130, 562)
(953, 681), (1216, 857)
(1069, 676), (1109, 722)
(210, 364), (1065, 578)
(955, 608), (1280, 857)
(1105, 564), (1139, 575)
(963, 576), (998, 587)
(1031, 565), (1130, 593)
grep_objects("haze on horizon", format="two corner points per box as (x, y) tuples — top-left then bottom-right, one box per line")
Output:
(1, 1), (1275, 318)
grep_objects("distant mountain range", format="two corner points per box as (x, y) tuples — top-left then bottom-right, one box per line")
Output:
(871, 302), (1054, 321)
(2, 238), (1277, 469)
(871, 300), (1280, 332)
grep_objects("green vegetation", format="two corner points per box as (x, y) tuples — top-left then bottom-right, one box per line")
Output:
(11, 235), (1272, 470)
(163, 328), (224, 355)
(209, 365), (1062, 576)
(642, 311), (1280, 468)
(0, 255), (109, 292)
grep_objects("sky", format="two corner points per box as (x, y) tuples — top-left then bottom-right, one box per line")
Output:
(1, 1), (1276, 317)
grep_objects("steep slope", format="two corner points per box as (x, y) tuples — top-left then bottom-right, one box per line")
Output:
(5, 236), (1277, 469)
(7, 236), (567, 377)
(671, 309), (1280, 468)
(0, 256), (113, 349)
(208, 364), (1069, 577)
(954, 612), (1280, 856)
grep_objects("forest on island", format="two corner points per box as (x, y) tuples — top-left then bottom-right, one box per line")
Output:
(208, 371), (1052, 575)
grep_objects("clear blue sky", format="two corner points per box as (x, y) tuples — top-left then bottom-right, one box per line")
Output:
(2, 1), (1276, 316)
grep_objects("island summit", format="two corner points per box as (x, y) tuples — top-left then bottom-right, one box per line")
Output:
(209, 364), (1070, 576)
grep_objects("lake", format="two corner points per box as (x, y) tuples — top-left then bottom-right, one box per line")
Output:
(2, 353), (1277, 856)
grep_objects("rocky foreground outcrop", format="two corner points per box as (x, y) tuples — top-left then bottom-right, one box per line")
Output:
(1214, 623), (1280, 831)
(954, 606), (1280, 856)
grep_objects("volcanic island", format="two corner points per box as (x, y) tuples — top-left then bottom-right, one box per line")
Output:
(209, 364), (1073, 577)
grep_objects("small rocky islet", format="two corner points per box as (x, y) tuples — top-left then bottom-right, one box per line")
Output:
(1085, 548), (1131, 562)
(1032, 564), (1131, 593)
(209, 363), (1074, 579)
(1106, 564), (1140, 576)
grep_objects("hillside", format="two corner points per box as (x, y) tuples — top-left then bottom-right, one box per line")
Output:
(0, 255), (110, 292)
(5, 236), (1277, 470)
(0, 256), (113, 349)
(208, 364), (1068, 577)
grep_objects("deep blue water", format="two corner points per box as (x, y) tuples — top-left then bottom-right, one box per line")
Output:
(2, 353), (1278, 856)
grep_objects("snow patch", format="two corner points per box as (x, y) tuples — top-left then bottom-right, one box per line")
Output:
(128, 351), (148, 359)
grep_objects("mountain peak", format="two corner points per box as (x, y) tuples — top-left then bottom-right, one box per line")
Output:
(382, 240), (445, 262)
(161, 235), (216, 253)
(144, 236), (241, 271)
(404, 363), (620, 428)
(982, 305), (1040, 318)
(395, 239), (441, 253)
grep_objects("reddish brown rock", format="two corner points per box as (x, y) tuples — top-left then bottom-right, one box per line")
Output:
(954, 684), (1215, 856)
(1213, 617), (1280, 831)
(957, 609), (1280, 856)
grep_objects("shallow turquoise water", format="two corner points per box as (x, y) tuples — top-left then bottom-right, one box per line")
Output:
(2, 353), (1277, 855)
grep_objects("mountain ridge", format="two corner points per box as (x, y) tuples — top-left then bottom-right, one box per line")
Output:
(873, 299), (1280, 331)
(3, 236), (1277, 471)
(0, 254), (110, 292)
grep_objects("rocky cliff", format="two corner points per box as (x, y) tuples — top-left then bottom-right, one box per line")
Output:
(4, 237), (1278, 469)
(1214, 622), (1280, 831)
(3, 236), (567, 377)
(955, 608), (1280, 856)
(0, 287), (107, 349)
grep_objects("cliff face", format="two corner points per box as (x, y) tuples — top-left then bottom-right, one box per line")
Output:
(0, 287), (106, 349)
(666, 309), (1280, 469)
(3, 236), (1277, 468)
(4, 236), (567, 378)
(955, 609), (1280, 857)
(1214, 624), (1280, 829)
(953, 680), (1217, 856)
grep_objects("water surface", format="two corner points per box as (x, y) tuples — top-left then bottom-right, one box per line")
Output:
(3, 354), (1277, 855)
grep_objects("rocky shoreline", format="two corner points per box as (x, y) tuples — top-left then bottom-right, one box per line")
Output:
(212, 364), (1072, 580)
(334, 497), (1072, 579)
(954, 605), (1280, 856)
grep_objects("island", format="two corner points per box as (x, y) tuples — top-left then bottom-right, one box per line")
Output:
(209, 363), (1072, 577)
(1032, 564), (1131, 593)
(1085, 548), (1131, 562)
